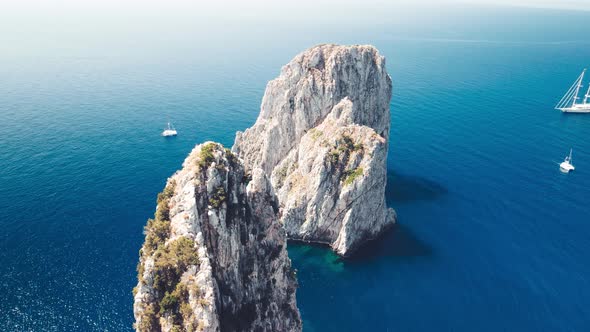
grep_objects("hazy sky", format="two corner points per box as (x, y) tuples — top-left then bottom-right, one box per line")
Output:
(2, 0), (587, 30)
(2, 0), (588, 29)
(3, 0), (589, 14)
(1, 0), (587, 57)
(472, 0), (589, 10)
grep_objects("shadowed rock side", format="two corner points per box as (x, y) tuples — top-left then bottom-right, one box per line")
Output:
(134, 143), (301, 332)
(233, 44), (396, 256)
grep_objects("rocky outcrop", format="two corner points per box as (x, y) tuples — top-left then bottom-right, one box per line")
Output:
(134, 143), (301, 332)
(233, 44), (396, 256)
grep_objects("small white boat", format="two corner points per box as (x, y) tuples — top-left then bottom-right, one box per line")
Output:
(161, 122), (177, 137)
(559, 149), (575, 173)
(555, 69), (590, 113)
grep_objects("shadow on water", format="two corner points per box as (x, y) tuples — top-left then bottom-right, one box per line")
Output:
(288, 223), (432, 268)
(343, 223), (433, 264)
(288, 170), (441, 267)
(385, 171), (447, 203)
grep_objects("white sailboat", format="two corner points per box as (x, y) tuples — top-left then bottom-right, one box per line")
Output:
(555, 69), (590, 113)
(559, 149), (575, 173)
(161, 122), (178, 137)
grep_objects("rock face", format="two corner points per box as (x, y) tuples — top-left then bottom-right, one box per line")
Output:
(134, 143), (301, 332)
(233, 44), (396, 256)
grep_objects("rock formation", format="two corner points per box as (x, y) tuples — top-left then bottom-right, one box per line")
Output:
(134, 44), (395, 331)
(134, 143), (301, 332)
(233, 44), (396, 256)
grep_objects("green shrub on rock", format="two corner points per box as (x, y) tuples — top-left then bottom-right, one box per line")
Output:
(141, 180), (176, 257)
(197, 143), (217, 169)
(135, 303), (158, 332)
(160, 291), (180, 314)
(208, 186), (227, 209)
(153, 237), (199, 294)
(342, 167), (364, 186)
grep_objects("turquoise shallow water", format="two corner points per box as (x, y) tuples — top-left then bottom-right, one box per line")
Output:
(1, 5), (590, 331)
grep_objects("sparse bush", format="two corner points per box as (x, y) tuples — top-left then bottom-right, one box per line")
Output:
(197, 298), (209, 307)
(329, 150), (340, 164)
(341, 135), (354, 150)
(153, 237), (199, 294)
(158, 182), (176, 204)
(224, 148), (238, 166)
(208, 186), (227, 209)
(144, 218), (170, 254)
(135, 303), (159, 332)
(197, 143), (217, 169)
(338, 135), (363, 153)
(180, 302), (193, 323)
(140, 180), (176, 263)
(173, 283), (188, 300)
(342, 167), (364, 186)
(136, 181), (200, 331)
(160, 282), (189, 315)
(160, 291), (180, 313)
(339, 135), (361, 152)
(146, 238), (199, 328)
(309, 128), (323, 141)
(328, 134), (364, 166)
(189, 283), (200, 297)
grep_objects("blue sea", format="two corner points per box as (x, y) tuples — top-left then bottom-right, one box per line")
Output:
(1, 4), (590, 331)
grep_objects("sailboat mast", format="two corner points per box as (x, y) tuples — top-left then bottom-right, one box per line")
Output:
(584, 77), (590, 105)
(569, 148), (573, 162)
(572, 69), (586, 107)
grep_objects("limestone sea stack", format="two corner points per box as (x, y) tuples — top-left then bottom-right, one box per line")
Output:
(233, 44), (396, 256)
(133, 143), (301, 332)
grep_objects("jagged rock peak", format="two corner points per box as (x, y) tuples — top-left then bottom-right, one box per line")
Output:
(233, 43), (392, 175)
(134, 142), (301, 332)
(233, 44), (396, 256)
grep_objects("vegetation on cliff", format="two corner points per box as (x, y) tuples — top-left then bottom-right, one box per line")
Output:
(197, 143), (217, 169)
(135, 180), (203, 332)
(342, 167), (364, 186)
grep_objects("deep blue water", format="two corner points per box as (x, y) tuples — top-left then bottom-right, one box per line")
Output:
(1, 4), (590, 332)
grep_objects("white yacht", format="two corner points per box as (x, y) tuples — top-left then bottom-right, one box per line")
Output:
(559, 149), (575, 173)
(161, 122), (177, 137)
(555, 69), (590, 113)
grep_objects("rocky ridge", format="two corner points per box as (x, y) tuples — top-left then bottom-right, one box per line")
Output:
(133, 143), (301, 332)
(134, 44), (395, 332)
(233, 44), (396, 255)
